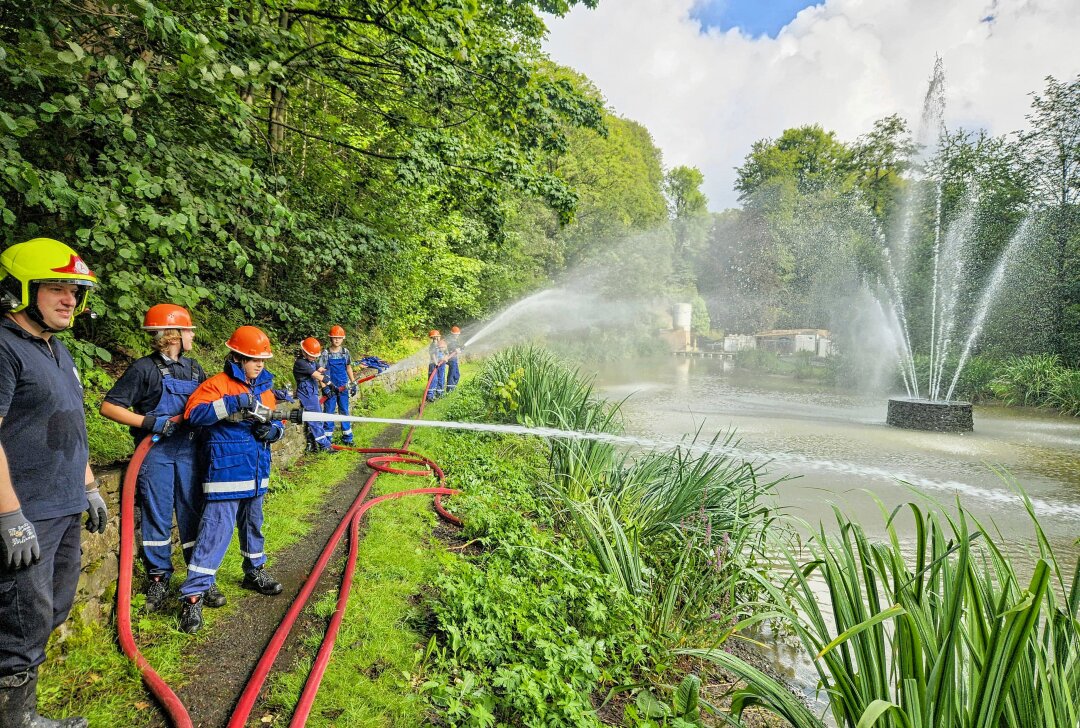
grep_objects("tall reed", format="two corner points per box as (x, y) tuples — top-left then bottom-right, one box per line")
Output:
(477, 346), (781, 643)
(685, 490), (1079, 728)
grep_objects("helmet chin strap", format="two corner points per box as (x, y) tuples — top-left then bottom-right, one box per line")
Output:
(25, 284), (59, 333)
(26, 282), (83, 333)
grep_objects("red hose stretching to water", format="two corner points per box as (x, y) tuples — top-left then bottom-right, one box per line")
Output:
(117, 364), (459, 727)
(117, 426), (195, 728)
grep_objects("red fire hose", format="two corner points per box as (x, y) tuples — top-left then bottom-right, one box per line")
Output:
(117, 363), (460, 727)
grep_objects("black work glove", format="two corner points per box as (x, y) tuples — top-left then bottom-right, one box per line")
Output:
(252, 421), (277, 441)
(142, 414), (176, 438)
(0, 508), (39, 569)
(348, 382), (358, 397)
(85, 487), (108, 534)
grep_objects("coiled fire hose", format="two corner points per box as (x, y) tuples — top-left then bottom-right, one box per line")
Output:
(117, 364), (459, 727)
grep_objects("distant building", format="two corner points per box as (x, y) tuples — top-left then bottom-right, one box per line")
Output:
(754, 329), (831, 356)
(723, 334), (757, 353)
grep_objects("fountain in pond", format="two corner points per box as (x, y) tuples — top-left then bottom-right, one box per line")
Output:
(872, 60), (1030, 433)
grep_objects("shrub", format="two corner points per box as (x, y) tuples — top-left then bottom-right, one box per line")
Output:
(991, 354), (1062, 406)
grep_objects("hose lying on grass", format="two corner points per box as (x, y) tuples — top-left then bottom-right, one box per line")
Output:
(117, 365), (459, 727)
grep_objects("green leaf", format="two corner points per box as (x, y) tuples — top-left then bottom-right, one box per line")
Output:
(57, 50), (79, 64)
(122, 127), (136, 142)
(243, 262), (254, 277)
(39, 102), (60, 113)
(673, 675), (700, 716)
(94, 346), (113, 363)
(0, 112), (18, 132)
(635, 690), (670, 718)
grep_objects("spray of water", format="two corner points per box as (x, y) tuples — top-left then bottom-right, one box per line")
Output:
(944, 218), (1033, 401)
(306, 412), (1080, 521)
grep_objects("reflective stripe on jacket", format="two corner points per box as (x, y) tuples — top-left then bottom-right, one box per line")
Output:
(184, 360), (281, 501)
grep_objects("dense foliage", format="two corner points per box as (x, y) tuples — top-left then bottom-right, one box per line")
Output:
(0, 0), (694, 361)
(419, 346), (781, 724)
(697, 494), (1079, 728)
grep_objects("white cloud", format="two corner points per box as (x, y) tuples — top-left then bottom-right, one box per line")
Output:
(542, 0), (1080, 210)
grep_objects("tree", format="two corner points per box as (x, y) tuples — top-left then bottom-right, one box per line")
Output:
(664, 165), (709, 285)
(848, 114), (914, 222)
(1020, 75), (1080, 360)
(734, 125), (851, 200)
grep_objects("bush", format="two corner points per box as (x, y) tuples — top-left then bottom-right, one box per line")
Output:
(990, 354), (1062, 406)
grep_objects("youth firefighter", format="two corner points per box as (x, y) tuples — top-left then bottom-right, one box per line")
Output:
(0, 238), (102, 728)
(445, 325), (462, 392)
(318, 325), (356, 446)
(101, 304), (217, 613)
(426, 330), (445, 402)
(294, 337), (333, 453)
(177, 326), (285, 634)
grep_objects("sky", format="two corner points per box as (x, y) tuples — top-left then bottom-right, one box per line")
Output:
(542, 0), (1080, 210)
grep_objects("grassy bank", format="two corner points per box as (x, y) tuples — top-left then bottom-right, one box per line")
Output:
(268, 347), (783, 726)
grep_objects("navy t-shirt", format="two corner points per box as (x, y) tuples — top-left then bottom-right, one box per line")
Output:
(293, 356), (318, 387)
(0, 318), (89, 521)
(104, 352), (206, 442)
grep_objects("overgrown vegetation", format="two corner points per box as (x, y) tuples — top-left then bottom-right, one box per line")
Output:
(695, 491), (1080, 728)
(414, 345), (782, 724)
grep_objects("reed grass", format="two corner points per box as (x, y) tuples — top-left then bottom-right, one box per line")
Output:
(477, 345), (782, 644)
(686, 488), (1079, 728)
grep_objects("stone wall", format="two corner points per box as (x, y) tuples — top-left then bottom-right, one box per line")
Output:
(885, 397), (974, 433)
(70, 363), (424, 630)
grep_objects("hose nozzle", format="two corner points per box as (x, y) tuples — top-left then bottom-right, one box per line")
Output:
(273, 407), (304, 424)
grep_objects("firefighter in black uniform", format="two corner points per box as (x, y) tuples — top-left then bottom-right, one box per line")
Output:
(0, 238), (104, 728)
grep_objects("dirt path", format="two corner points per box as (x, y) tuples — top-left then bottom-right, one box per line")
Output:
(169, 422), (409, 728)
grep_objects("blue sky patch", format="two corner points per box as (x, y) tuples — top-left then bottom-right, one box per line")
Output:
(690, 0), (824, 38)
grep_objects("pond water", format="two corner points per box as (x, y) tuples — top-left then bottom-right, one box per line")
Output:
(596, 356), (1080, 708)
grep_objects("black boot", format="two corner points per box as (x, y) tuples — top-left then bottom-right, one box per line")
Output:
(204, 583), (227, 608)
(0, 669), (88, 727)
(178, 595), (204, 634)
(143, 574), (170, 613)
(241, 567), (283, 596)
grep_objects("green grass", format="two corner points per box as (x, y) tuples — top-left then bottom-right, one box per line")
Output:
(37, 373), (429, 726)
(261, 368), (471, 726)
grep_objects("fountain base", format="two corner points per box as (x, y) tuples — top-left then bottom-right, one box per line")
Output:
(886, 397), (973, 433)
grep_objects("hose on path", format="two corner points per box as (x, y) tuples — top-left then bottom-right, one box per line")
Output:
(117, 362), (460, 727)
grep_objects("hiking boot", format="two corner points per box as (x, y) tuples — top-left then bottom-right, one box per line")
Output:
(178, 596), (204, 634)
(204, 583), (227, 608)
(241, 567), (283, 596)
(143, 574), (170, 613)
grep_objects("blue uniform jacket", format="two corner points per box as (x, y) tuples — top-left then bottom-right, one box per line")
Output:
(184, 360), (283, 501)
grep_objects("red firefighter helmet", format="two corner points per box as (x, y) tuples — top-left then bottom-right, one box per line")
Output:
(328, 325), (345, 338)
(226, 325), (273, 359)
(450, 326), (461, 334)
(142, 303), (195, 330)
(429, 329), (441, 338)
(301, 337), (322, 357)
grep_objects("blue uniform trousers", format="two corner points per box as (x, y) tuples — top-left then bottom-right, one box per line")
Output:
(137, 431), (202, 577)
(323, 389), (353, 444)
(446, 358), (460, 391)
(426, 362), (446, 400)
(299, 390), (332, 451)
(179, 496), (266, 598)
(0, 514), (80, 675)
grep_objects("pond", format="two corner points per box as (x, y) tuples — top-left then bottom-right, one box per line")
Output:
(596, 356), (1080, 708)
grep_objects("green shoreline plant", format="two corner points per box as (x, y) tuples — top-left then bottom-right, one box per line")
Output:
(689, 489), (1079, 728)
(420, 345), (783, 724)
